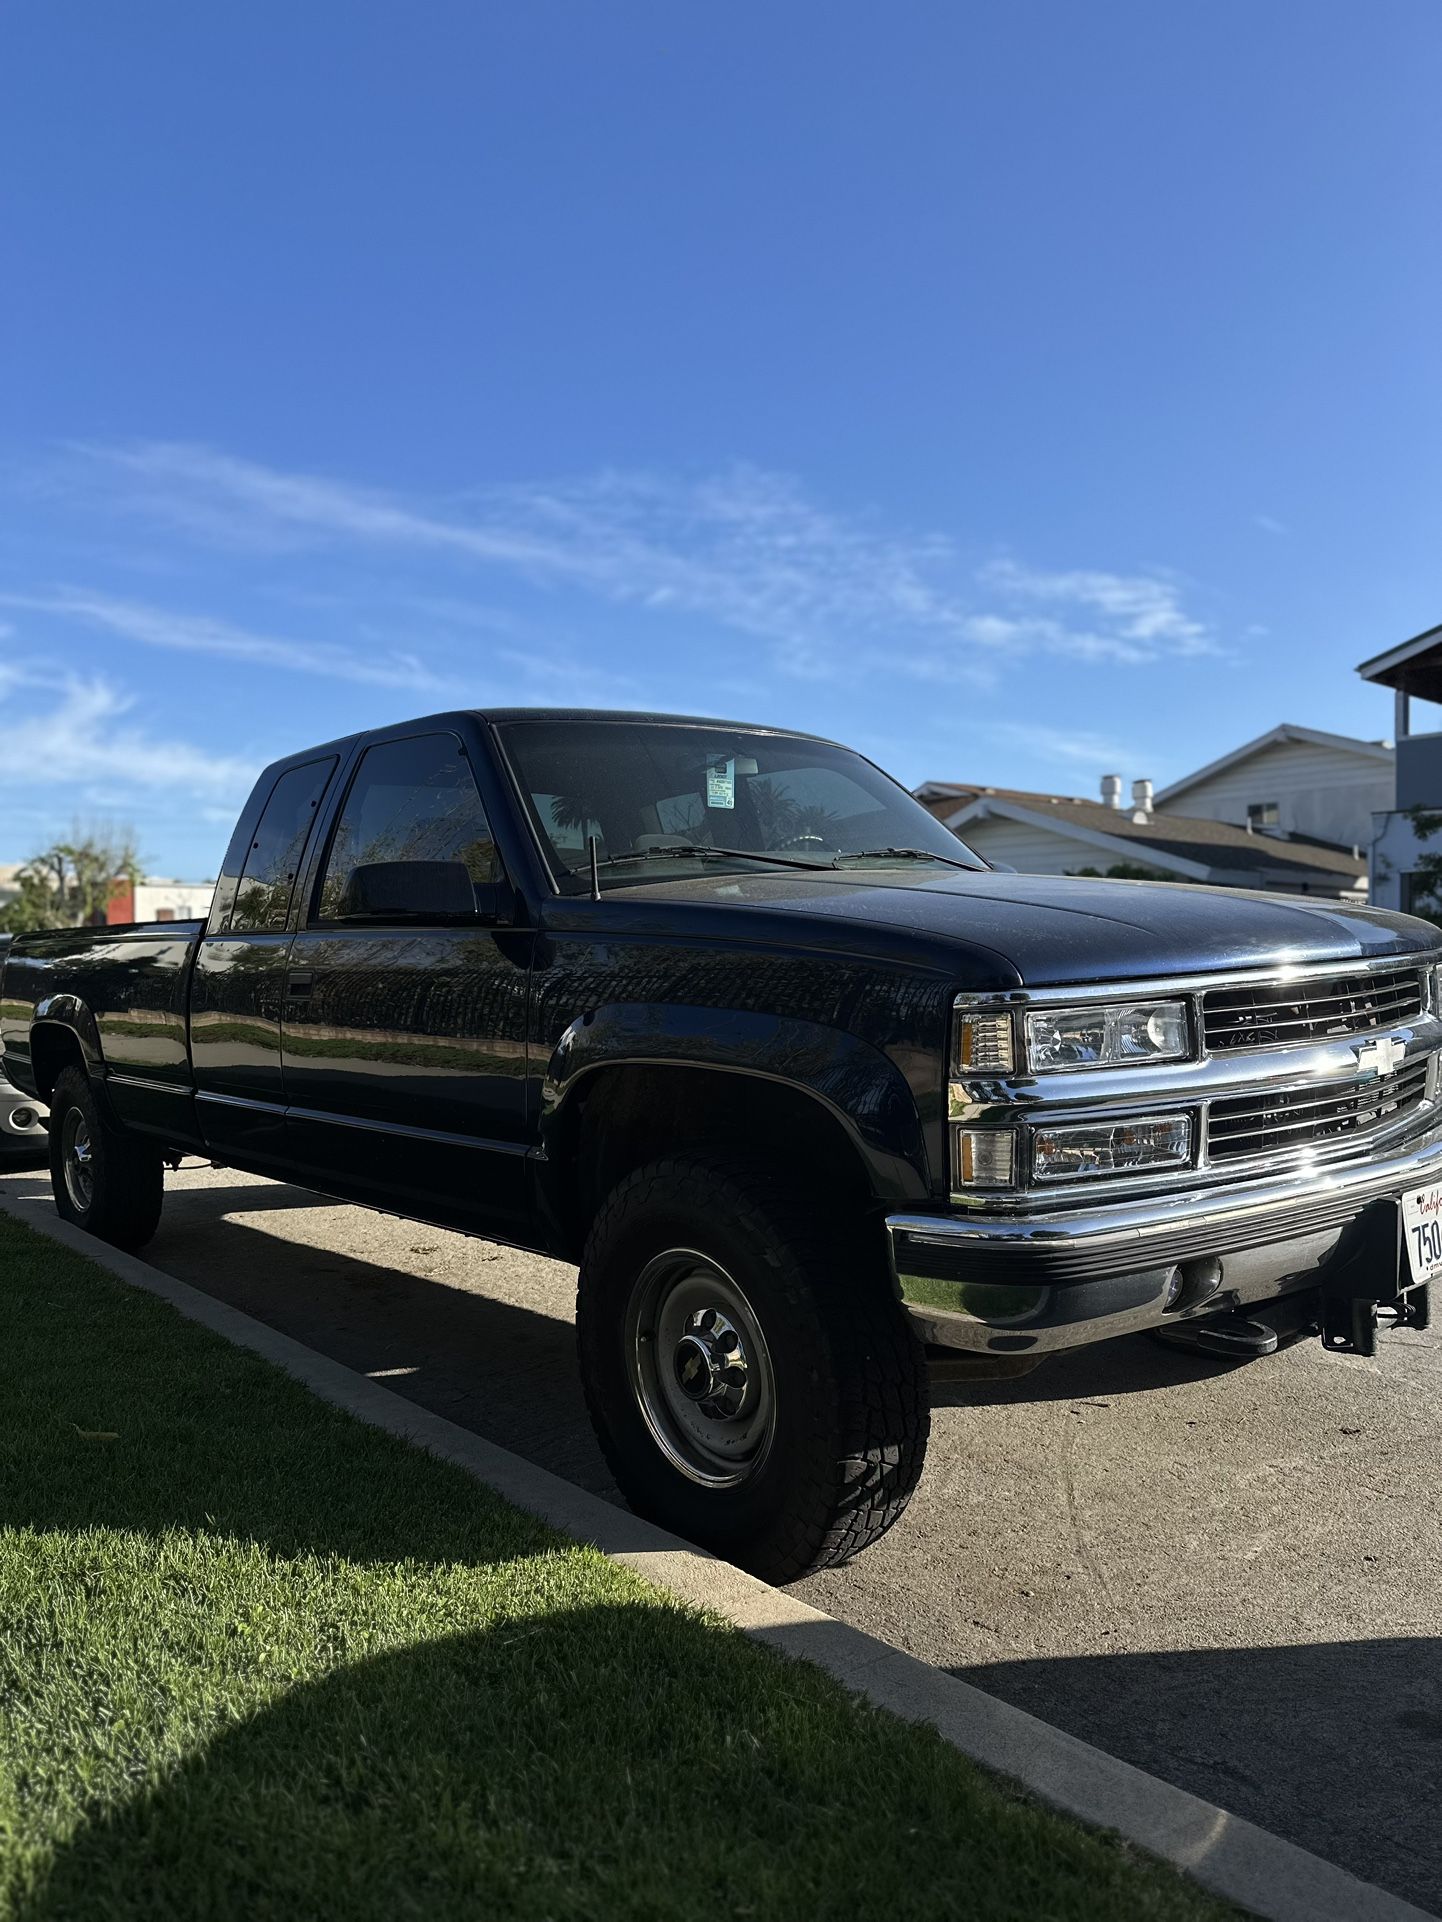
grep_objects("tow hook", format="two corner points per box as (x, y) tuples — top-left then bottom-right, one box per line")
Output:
(1317, 1197), (1431, 1359)
(1322, 1281), (1430, 1358)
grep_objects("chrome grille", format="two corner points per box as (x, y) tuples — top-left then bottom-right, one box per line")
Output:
(1202, 965), (1426, 1053)
(1207, 1059), (1429, 1165)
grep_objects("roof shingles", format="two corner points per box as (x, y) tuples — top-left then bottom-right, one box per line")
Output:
(915, 784), (1365, 883)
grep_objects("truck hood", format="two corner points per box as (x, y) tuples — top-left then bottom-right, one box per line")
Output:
(607, 867), (1442, 988)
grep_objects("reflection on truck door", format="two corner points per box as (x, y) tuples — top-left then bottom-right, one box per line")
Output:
(280, 728), (533, 1237)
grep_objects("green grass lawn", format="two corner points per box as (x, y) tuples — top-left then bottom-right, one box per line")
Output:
(0, 1209), (1235, 1921)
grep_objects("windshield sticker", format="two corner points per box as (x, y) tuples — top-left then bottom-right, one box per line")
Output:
(706, 756), (736, 810)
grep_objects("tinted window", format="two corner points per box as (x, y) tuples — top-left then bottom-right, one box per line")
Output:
(229, 758), (337, 932)
(315, 734), (498, 922)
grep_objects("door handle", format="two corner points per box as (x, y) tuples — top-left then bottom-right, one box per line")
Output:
(286, 970), (315, 1001)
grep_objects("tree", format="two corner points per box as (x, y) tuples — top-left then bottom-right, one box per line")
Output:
(1067, 863), (1176, 882)
(0, 828), (142, 934)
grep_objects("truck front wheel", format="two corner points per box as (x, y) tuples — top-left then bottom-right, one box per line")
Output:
(48, 1067), (164, 1253)
(576, 1157), (929, 1583)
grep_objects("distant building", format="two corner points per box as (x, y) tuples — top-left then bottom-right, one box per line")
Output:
(1152, 723), (1392, 852)
(1357, 622), (1442, 915)
(913, 777), (1367, 900)
(106, 876), (216, 925)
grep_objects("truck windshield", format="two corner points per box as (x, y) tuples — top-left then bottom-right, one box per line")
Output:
(496, 720), (987, 891)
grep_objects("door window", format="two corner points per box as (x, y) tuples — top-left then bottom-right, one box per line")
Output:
(314, 734), (499, 922)
(229, 757), (338, 932)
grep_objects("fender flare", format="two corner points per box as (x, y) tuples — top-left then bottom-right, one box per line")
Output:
(539, 1000), (931, 1203)
(30, 997), (106, 1095)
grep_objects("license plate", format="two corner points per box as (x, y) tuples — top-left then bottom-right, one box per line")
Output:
(1401, 1183), (1442, 1284)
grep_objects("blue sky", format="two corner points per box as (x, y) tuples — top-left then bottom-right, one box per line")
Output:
(2, 0), (1439, 877)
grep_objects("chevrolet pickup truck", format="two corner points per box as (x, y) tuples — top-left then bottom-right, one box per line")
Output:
(3, 709), (1438, 1580)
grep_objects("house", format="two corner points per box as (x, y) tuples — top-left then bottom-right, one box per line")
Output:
(1152, 723), (1393, 850)
(1356, 621), (1442, 915)
(913, 778), (1368, 899)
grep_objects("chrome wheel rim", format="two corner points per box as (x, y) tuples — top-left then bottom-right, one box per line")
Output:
(61, 1109), (94, 1212)
(626, 1249), (776, 1487)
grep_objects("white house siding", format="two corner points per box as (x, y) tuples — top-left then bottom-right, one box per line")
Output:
(1157, 738), (1390, 850)
(953, 815), (1136, 875)
(134, 879), (215, 922)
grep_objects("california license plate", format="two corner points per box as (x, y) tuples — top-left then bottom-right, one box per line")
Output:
(1401, 1184), (1442, 1284)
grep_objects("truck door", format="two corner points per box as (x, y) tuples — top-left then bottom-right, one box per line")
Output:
(191, 753), (339, 1166)
(280, 727), (532, 1237)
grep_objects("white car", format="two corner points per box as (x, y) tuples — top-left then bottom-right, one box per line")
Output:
(0, 1062), (47, 1165)
(0, 933), (48, 1166)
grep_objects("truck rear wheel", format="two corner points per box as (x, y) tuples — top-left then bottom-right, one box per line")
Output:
(576, 1156), (929, 1583)
(48, 1066), (164, 1253)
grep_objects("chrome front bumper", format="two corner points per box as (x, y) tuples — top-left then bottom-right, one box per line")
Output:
(888, 1113), (1442, 1353)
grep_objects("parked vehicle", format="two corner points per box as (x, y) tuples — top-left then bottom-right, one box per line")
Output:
(3, 710), (1438, 1580)
(0, 935), (48, 1166)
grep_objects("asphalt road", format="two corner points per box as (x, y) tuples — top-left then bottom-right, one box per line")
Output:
(8, 1160), (1441, 1912)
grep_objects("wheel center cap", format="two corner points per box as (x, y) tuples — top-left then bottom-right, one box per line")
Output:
(672, 1333), (718, 1403)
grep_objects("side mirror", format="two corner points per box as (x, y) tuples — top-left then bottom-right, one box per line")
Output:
(337, 860), (486, 923)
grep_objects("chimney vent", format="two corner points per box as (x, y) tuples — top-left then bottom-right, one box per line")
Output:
(1100, 774), (1123, 809)
(1132, 778), (1153, 817)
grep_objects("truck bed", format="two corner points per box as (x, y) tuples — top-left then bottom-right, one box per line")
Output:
(0, 921), (204, 1137)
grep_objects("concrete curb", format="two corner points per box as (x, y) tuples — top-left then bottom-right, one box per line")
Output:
(3, 1184), (1433, 1922)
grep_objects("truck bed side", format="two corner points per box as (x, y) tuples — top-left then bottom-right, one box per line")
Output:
(0, 920), (204, 1146)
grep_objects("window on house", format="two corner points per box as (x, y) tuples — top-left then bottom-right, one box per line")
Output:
(1247, 802), (1280, 828)
(1402, 872), (1442, 924)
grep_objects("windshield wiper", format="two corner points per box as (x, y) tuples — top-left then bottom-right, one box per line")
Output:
(568, 843), (835, 877)
(832, 846), (979, 871)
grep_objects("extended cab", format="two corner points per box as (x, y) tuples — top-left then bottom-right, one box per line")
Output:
(3, 710), (1438, 1581)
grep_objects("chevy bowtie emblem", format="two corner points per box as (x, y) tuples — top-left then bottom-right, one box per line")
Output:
(1355, 1035), (1406, 1077)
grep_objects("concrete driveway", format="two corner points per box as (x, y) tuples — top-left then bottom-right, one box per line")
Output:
(7, 1160), (1441, 1912)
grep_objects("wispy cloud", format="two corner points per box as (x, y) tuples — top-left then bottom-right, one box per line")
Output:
(979, 560), (1216, 659)
(1253, 513), (1288, 536)
(0, 589), (454, 694)
(992, 721), (1146, 772)
(60, 441), (1221, 679)
(0, 661), (256, 805)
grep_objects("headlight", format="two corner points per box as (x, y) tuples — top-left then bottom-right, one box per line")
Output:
(1031, 1113), (1192, 1181)
(1025, 1000), (1189, 1072)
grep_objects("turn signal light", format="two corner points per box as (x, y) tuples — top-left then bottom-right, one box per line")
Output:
(953, 1127), (1017, 1188)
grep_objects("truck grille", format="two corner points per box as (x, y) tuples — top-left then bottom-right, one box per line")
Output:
(1202, 966), (1426, 1053)
(1207, 1058), (1430, 1165)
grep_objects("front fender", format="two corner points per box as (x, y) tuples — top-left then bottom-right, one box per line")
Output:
(541, 1000), (931, 1202)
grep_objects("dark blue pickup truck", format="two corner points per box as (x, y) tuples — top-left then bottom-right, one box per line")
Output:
(4, 709), (1439, 1580)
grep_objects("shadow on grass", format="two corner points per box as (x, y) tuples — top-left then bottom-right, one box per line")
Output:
(1, 1205), (1241, 1922)
(9, 1596), (1247, 1922)
(14, 1602), (829, 1922)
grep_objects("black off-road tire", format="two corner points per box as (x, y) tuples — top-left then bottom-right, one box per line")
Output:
(47, 1066), (164, 1252)
(576, 1156), (930, 1583)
